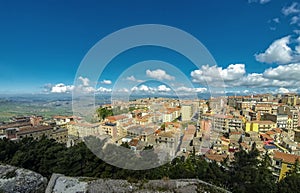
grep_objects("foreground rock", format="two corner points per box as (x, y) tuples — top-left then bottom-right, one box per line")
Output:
(0, 164), (48, 193)
(47, 174), (230, 193)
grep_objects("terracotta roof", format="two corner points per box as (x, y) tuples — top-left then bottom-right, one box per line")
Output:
(205, 153), (227, 162)
(53, 115), (75, 119)
(273, 151), (300, 164)
(158, 131), (176, 138)
(266, 130), (276, 135)
(106, 115), (127, 121)
(260, 133), (273, 140)
(230, 131), (241, 135)
(17, 125), (53, 135)
(129, 138), (139, 147)
(273, 128), (282, 133)
(221, 136), (230, 142)
(0, 122), (32, 130)
(165, 122), (181, 128)
(213, 114), (234, 119)
(240, 142), (250, 149)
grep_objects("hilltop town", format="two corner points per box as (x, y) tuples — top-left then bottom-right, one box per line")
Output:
(1, 93), (300, 181)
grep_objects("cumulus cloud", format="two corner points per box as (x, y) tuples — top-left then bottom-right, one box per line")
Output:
(238, 73), (270, 87)
(146, 69), (175, 81)
(248, 0), (271, 4)
(125, 75), (143, 83)
(116, 88), (129, 93)
(131, 84), (173, 93)
(190, 62), (300, 91)
(157, 85), (171, 92)
(263, 63), (300, 81)
(282, 2), (300, 16)
(273, 18), (280, 23)
(255, 36), (293, 64)
(97, 87), (112, 92)
(176, 86), (207, 93)
(47, 77), (114, 94)
(290, 16), (300, 25)
(78, 76), (90, 86)
(191, 64), (245, 84)
(51, 83), (74, 93)
(100, 79), (112, 85)
(277, 87), (290, 93)
(131, 85), (156, 94)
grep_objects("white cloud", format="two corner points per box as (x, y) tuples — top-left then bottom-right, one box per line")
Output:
(78, 76), (90, 86)
(277, 87), (290, 93)
(220, 64), (246, 80)
(131, 85), (153, 92)
(51, 83), (74, 93)
(282, 2), (300, 16)
(81, 86), (96, 93)
(130, 84), (172, 94)
(125, 75), (143, 83)
(157, 85), (171, 92)
(97, 87), (112, 92)
(273, 18), (280, 23)
(248, 0), (270, 4)
(294, 30), (300, 34)
(191, 64), (245, 84)
(100, 79), (112, 85)
(49, 77), (100, 94)
(126, 76), (136, 81)
(176, 86), (207, 93)
(263, 63), (300, 81)
(239, 73), (270, 87)
(255, 36), (293, 64)
(190, 62), (300, 90)
(146, 69), (175, 81)
(116, 88), (129, 93)
(290, 16), (300, 25)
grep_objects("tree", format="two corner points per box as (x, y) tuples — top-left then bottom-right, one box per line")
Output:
(229, 149), (276, 193)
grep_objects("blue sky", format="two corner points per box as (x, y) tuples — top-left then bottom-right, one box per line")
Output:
(1, 0), (300, 95)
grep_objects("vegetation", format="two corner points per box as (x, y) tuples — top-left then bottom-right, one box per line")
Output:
(97, 106), (149, 121)
(0, 137), (300, 192)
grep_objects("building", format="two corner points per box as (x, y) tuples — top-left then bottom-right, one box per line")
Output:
(50, 128), (68, 144)
(180, 125), (196, 153)
(14, 125), (68, 144)
(272, 151), (300, 181)
(53, 116), (75, 127)
(181, 105), (193, 121)
(156, 130), (181, 157)
(245, 120), (276, 133)
(127, 125), (157, 142)
(201, 114), (243, 133)
(162, 108), (180, 122)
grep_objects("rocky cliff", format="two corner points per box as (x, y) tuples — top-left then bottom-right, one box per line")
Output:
(0, 164), (48, 193)
(0, 164), (230, 193)
(46, 174), (230, 193)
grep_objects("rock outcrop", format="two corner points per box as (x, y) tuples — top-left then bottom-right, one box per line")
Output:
(46, 174), (230, 193)
(0, 164), (48, 193)
(0, 165), (230, 193)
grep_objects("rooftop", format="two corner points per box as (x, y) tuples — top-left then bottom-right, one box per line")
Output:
(273, 151), (300, 164)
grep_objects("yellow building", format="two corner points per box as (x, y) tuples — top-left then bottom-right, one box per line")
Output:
(245, 120), (276, 133)
(273, 151), (300, 181)
(245, 122), (259, 132)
